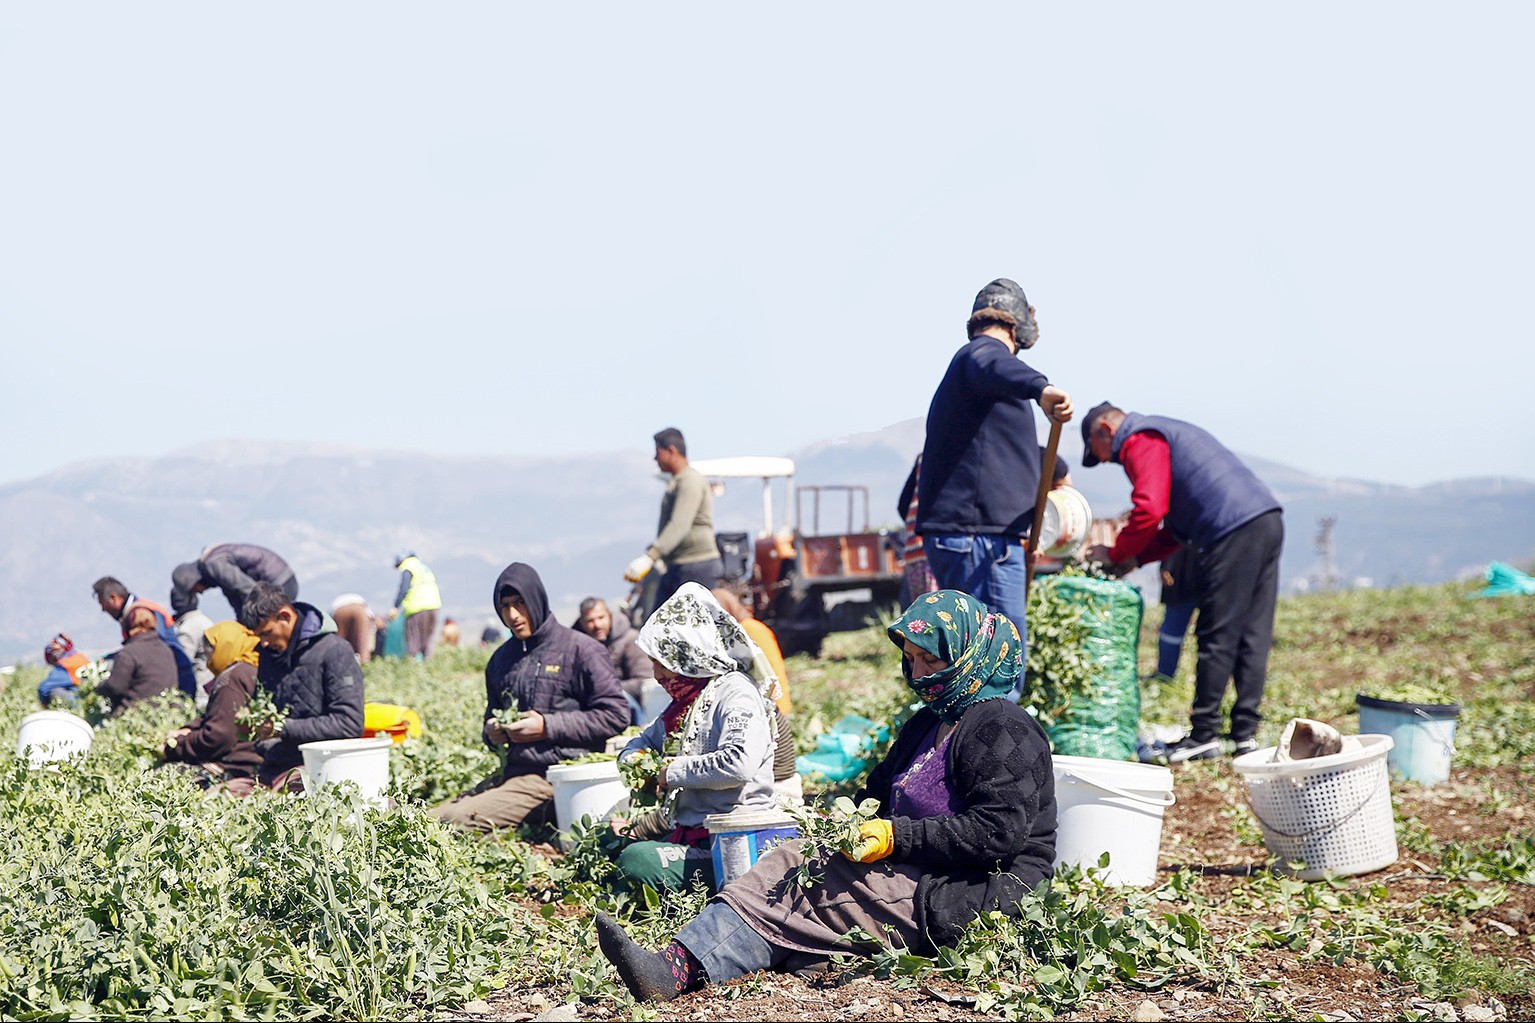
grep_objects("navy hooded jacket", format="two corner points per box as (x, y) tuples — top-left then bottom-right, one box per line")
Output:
(484, 563), (629, 779)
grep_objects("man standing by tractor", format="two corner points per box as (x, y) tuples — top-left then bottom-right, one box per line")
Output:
(393, 551), (443, 660)
(624, 428), (724, 610)
(1080, 402), (1284, 763)
(916, 278), (1074, 635)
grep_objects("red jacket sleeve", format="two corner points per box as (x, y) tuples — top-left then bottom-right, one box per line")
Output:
(1109, 432), (1182, 565)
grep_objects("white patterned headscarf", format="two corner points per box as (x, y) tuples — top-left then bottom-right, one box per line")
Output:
(636, 583), (784, 708)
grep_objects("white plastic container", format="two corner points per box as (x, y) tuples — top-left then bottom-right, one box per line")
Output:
(1037, 486), (1093, 559)
(639, 679), (671, 726)
(1232, 734), (1398, 880)
(704, 808), (799, 891)
(1052, 754), (1176, 886)
(17, 711), (94, 766)
(547, 759), (629, 848)
(299, 736), (392, 807)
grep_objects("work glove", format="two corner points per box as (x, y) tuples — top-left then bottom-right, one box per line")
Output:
(845, 819), (895, 863)
(624, 554), (656, 583)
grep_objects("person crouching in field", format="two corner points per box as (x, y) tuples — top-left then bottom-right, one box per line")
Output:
(431, 562), (629, 834)
(158, 621), (265, 791)
(240, 583), (366, 792)
(607, 583), (784, 893)
(595, 590), (1057, 1002)
(97, 604), (181, 715)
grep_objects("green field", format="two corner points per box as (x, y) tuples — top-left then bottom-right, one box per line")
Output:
(2, 580), (1532, 1020)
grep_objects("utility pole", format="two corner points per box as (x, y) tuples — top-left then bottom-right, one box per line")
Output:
(1314, 516), (1340, 591)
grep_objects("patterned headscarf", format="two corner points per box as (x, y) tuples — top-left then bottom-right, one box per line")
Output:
(886, 589), (1022, 724)
(636, 583), (783, 708)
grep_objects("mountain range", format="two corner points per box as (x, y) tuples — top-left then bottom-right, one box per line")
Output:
(2, 419), (1531, 666)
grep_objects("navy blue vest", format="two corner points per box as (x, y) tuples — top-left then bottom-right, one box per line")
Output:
(1111, 413), (1280, 548)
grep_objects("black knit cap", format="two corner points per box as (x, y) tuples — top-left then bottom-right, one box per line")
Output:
(972, 278), (1030, 321)
(1080, 401), (1117, 468)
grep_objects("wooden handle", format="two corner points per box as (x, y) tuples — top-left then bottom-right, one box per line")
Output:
(1025, 419), (1063, 597)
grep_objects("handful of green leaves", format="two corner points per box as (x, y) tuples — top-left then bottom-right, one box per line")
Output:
(490, 705), (523, 727)
(785, 796), (883, 888)
(618, 748), (663, 807)
(235, 689), (288, 742)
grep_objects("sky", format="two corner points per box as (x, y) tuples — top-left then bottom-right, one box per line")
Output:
(2, 4), (1533, 488)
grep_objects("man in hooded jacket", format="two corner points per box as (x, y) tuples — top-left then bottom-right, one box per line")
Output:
(239, 582), (366, 791)
(431, 563), (629, 834)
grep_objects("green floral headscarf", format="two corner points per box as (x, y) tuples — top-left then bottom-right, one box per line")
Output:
(886, 589), (1022, 723)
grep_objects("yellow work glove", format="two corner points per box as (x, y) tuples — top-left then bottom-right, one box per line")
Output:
(846, 819), (895, 863)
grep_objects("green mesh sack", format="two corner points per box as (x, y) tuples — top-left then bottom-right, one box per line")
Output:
(1029, 575), (1144, 761)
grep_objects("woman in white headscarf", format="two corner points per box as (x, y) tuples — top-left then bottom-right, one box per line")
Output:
(609, 583), (785, 893)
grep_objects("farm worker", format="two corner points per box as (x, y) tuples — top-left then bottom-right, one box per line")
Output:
(159, 620), (263, 789)
(97, 604), (181, 715)
(1150, 542), (1202, 683)
(623, 427), (724, 611)
(169, 543), (299, 621)
(1080, 402), (1284, 763)
(575, 596), (654, 725)
(439, 618), (461, 648)
(329, 593), (376, 663)
(37, 634), (90, 706)
(895, 454), (939, 608)
(392, 550), (442, 659)
(608, 584), (782, 893)
(595, 589), (1057, 1002)
(430, 562), (628, 834)
(170, 585), (216, 709)
(93, 575), (197, 696)
(239, 582), (366, 792)
(915, 279), (1074, 644)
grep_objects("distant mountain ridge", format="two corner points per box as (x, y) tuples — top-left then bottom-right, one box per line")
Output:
(2, 420), (1531, 665)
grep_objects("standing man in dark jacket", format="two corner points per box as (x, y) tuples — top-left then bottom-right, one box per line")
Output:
(917, 278), (1074, 638)
(239, 582), (365, 791)
(576, 596), (655, 724)
(433, 563), (629, 834)
(1081, 403), (1284, 763)
(172, 543), (299, 622)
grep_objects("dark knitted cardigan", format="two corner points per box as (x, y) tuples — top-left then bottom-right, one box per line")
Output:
(857, 699), (1057, 953)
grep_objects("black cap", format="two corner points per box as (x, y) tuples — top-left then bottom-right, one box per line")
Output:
(1080, 401), (1117, 468)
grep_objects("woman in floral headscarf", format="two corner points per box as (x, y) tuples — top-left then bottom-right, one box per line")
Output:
(609, 583), (786, 893)
(595, 589), (1057, 1003)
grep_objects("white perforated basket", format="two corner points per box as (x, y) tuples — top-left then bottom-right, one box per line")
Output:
(1231, 734), (1398, 880)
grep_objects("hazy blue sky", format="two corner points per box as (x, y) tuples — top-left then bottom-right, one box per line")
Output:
(3, 4), (1531, 488)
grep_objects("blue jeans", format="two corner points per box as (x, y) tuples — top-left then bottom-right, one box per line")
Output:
(922, 534), (1029, 633)
(1156, 601), (1197, 679)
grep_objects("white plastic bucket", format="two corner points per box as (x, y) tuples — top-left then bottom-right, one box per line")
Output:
(704, 808), (799, 891)
(299, 736), (392, 807)
(547, 759), (629, 848)
(1053, 754), (1175, 886)
(639, 679), (670, 726)
(17, 711), (94, 766)
(1232, 734), (1397, 880)
(1037, 486), (1093, 559)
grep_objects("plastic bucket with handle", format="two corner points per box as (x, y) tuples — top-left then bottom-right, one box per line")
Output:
(1356, 694), (1458, 785)
(704, 808), (799, 892)
(17, 711), (94, 767)
(299, 736), (392, 807)
(547, 759), (629, 849)
(1052, 754), (1176, 886)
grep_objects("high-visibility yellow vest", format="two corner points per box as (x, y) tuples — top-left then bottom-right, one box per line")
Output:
(398, 556), (442, 615)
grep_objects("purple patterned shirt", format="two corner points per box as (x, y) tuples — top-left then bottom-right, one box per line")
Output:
(889, 722), (962, 819)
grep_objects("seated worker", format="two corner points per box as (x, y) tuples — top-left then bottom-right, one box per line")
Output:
(609, 583), (783, 893)
(160, 621), (264, 788)
(711, 587), (799, 804)
(431, 562), (628, 834)
(93, 575), (196, 696)
(239, 583), (365, 792)
(97, 605), (181, 715)
(595, 589), (1057, 1002)
(575, 595), (654, 725)
(38, 634), (91, 706)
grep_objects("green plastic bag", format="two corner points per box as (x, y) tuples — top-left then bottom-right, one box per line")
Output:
(1037, 576), (1144, 761)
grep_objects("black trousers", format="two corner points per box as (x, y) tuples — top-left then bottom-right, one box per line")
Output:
(1190, 510), (1283, 742)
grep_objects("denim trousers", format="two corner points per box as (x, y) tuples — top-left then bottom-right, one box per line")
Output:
(922, 533), (1030, 634)
(676, 902), (786, 984)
